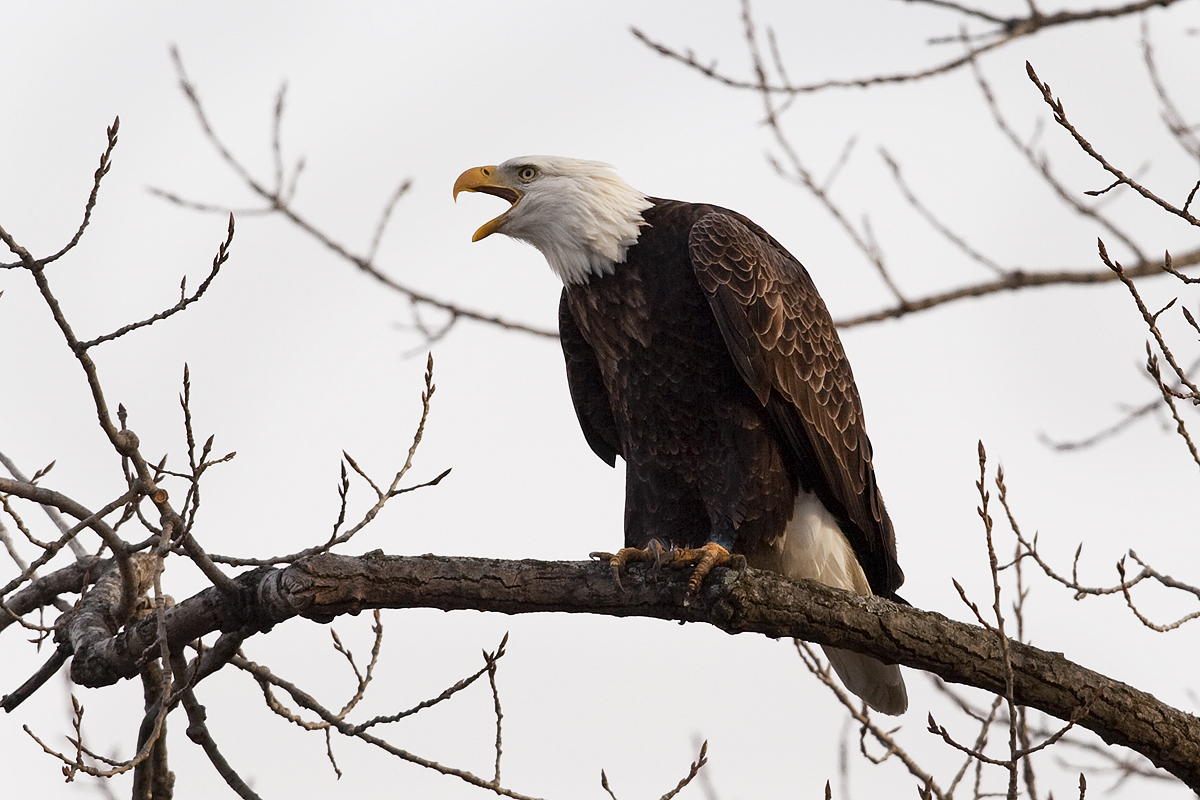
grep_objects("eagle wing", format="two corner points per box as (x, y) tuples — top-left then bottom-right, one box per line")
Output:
(559, 290), (621, 467)
(689, 211), (903, 597)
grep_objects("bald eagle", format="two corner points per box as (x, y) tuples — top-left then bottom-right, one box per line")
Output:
(455, 156), (907, 715)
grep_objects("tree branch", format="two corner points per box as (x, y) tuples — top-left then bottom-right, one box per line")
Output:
(160, 47), (556, 341)
(631, 0), (1188, 96)
(52, 552), (1200, 792)
(834, 248), (1200, 327)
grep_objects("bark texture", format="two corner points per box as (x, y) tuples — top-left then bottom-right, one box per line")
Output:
(55, 552), (1200, 791)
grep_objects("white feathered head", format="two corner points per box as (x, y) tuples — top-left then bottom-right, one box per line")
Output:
(454, 156), (652, 285)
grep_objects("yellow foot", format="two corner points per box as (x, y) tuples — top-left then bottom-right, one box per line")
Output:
(666, 542), (744, 597)
(590, 540), (668, 589)
(590, 541), (745, 598)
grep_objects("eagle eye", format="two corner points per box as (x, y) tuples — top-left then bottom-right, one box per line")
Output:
(517, 166), (538, 182)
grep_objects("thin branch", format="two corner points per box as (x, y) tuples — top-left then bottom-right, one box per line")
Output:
(230, 651), (548, 800)
(1117, 555), (1200, 632)
(656, 740), (708, 800)
(969, 49), (1146, 262)
(835, 247), (1200, 326)
(880, 147), (1007, 276)
(350, 631), (506, 734)
(0, 451), (88, 559)
(975, 443), (1021, 798)
(203, 354), (446, 567)
(0, 118), (120, 271)
(24, 680), (172, 781)
(76, 214), (235, 350)
(367, 179), (412, 264)
(796, 642), (946, 799)
(487, 633), (507, 786)
(0, 480), (137, 618)
(1027, 62), (1200, 228)
(159, 47), (555, 340)
(1038, 395), (1161, 451)
(1002, 452), (1200, 633)
(634, 17), (1009, 94)
(631, 1), (1187, 96)
(1100, 240), (1200, 469)
(171, 649), (263, 800)
(735, 0), (908, 306)
(1141, 16), (1200, 163)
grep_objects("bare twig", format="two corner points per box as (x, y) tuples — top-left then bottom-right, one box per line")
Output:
(796, 641), (946, 799)
(159, 47), (555, 340)
(231, 651), (548, 800)
(1038, 396), (1162, 451)
(834, 248), (1200, 326)
(170, 652), (263, 800)
(0, 118), (120, 271)
(1141, 16), (1200, 163)
(487, 633), (507, 786)
(880, 147), (1007, 276)
(1100, 240), (1200, 468)
(734, 0), (908, 306)
(350, 632), (506, 734)
(0, 452), (88, 559)
(969, 49), (1146, 262)
(1027, 62), (1200, 228)
(77, 214), (235, 350)
(632, 1), (1187, 96)
(657, 740), (708, 800)
(203, 353), (447, 567)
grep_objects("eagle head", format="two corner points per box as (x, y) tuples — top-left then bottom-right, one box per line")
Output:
(454, 156), (652, 285)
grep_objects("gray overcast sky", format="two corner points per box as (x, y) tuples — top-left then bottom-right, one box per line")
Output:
(3, 2), (1199, 798)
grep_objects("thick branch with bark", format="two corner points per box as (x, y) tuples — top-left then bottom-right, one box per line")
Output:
(56, 552), (1200, 792)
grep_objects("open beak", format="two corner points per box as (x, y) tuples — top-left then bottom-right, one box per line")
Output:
(453, 165), (523, 241)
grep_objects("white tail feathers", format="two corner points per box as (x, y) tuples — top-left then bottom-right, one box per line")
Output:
(775, 490), (909, 715)
(822, 646), (908, 715)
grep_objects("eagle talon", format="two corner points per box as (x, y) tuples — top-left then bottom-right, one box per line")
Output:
(610, 558), (624, 590)
(665, 542), (737, 598)
(593, 542), (738, 599)
(592, 542), (671, 591)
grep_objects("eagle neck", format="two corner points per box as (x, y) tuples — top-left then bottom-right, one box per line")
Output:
(537, 195), (655, 287)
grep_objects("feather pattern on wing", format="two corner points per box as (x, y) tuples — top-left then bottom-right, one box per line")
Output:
(688, 211), (903, 598)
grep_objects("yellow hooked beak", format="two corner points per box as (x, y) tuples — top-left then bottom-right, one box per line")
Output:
(453, 165), (523, 242)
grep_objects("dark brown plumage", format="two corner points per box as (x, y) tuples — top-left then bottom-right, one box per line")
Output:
(455, 157), (908, 713)
(560, 199), (904, 601)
